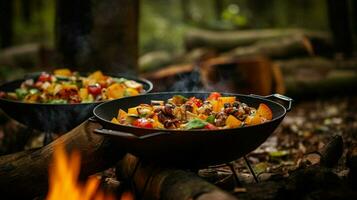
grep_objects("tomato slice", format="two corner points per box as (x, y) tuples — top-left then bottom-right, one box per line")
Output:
(205, 123), (218, 130)
(132, 118), (153, 128)
(87, 84), (102, 96)
(38, 72), (51, 82)
(187, 97), (203, 107)
(208, 92), (221, 100)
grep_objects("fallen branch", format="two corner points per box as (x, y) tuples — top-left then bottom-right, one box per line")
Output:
(185, 28), (331, 52)
(224, 34), (314, 59)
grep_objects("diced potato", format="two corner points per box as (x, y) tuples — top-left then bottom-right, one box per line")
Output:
(117, 109), (127, 120)
(79, 88), (88, 100)
(125, 88), (140, 96)
(245, 115), (266, 126)
(106, 83), (125, 99)
(256, 103), (273, 120)
(54, 68), (72, 77)
(128, 107), (139, 115)
(210, 100), (221, 112)
(225, 115), (242, 128)
(89, 70), (106, 81)
(111, 117), (120, 124)
(214, 96), (236, 111)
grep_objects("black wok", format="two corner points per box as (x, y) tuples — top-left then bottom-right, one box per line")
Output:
(0, 73), (153, 133)
(93, 92), (292, 168)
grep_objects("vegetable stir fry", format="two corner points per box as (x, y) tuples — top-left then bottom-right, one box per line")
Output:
(111, 92), (273, 130)
(0, 69), (144, 104)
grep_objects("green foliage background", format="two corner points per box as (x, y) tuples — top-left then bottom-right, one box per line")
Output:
(10, 0), (329, 54)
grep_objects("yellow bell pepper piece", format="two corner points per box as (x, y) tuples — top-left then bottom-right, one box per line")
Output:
(211, 97), (237, 112)
(128, 107), (139, 115)
(54, 68), (72, 77)
(117, 109), (127, 120)
(111, 117), (120, 124)
(89, 70), (106, 81)
(106, 83), (125, 99)
(125, 88), (140, 96)
(210, 100), (220, 112)
(225, 115), (242, 128)
(245, 115), (265, 126)
(79, 88), (88, 100)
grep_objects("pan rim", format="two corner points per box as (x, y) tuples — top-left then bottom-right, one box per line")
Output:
(93, 91), (288, 133)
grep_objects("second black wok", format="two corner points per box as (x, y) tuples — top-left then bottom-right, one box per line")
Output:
(0, 73), (153, 133)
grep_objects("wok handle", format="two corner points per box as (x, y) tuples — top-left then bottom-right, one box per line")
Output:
(93, 128), (138, 139)
(250, 93), (293, 112)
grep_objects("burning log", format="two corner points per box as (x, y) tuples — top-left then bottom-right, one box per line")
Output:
(0, 120), (124, 199)
(116, 154), (237, 200)
(0, 120), (237, 200)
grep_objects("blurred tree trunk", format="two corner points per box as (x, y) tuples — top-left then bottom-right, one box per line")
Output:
(352, 0), (357, 52)
(181, 0), (192, 23)
(214, 0), (224, 20)
(20, 0), (32, 23)
(55, 0), (93, 70)
(247, 0), (274, 27)
(90, 0), (139, 75)
(0, 0), (14, 48)
(272, 0), (289, 27)
(327, 0), (353, 56)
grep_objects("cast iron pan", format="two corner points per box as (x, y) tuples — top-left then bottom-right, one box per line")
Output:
(0, 72), (153, 133)
(93, 92), (292, 168)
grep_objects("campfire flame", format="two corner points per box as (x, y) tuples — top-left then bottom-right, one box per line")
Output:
(46, 144), (132, 200)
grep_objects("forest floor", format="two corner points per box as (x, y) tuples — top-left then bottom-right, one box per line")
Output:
(238, 95), (357, 177)
(1, 95), (357, 199)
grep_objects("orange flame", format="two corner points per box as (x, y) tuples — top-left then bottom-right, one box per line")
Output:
(46, 144), (132, 200)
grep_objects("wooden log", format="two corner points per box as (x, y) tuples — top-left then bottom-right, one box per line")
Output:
(224, 34), (314, 59)
(184, 28), (331, 52)
(139, 51), (173, 73)
(116, 154), (237, 200)
(275, 57), (357, 99)
(0, 43), (52, 69)
(0, 120), (125, 199)
(285, 69), (357, 100)
(139, 48), (217, 73)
